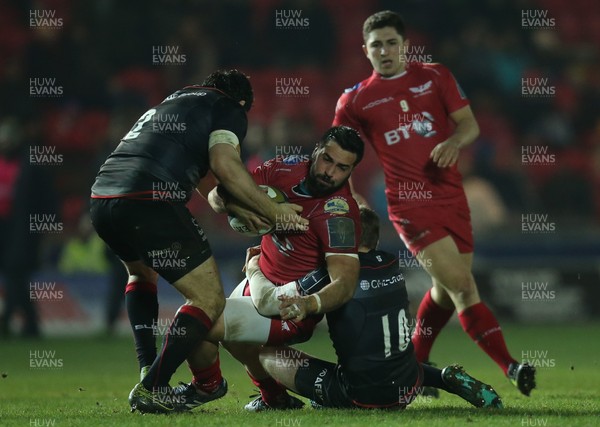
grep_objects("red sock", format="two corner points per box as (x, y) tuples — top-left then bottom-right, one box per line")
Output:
(247, 370), (288, 407)
(412, 289), (455, 362)
(189, 355), (223, 393)
(458, 302), (517, 374)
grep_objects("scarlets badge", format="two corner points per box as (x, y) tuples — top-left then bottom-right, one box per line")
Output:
(324, 197), (349, 215)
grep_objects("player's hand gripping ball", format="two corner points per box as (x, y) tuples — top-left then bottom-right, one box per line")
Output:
(228, 185), (287, 237)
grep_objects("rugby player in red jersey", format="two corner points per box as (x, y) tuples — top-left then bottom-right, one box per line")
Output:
(171, 126), (365, 411)
(332, 10), (535, 396)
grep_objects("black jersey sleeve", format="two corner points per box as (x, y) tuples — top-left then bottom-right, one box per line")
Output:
(208, 97), (248, 143)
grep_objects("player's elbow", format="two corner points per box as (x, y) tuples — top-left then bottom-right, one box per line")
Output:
(207, 187), (227, 214)
(338, 278), (357, 305)
(471, 120), (480, 139)
(251, 288), (274, 316)
(466, 116), (480, 140)
(209, 155), (235, 184)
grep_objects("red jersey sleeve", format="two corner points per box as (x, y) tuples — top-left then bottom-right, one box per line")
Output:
(312, 196), (361, 256)
(332, 90), (362, 131)
(431, 63), (470, 114)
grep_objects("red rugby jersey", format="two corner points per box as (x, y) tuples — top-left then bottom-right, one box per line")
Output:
(333, 62), (470, 214)
(251, 158), (360, 284)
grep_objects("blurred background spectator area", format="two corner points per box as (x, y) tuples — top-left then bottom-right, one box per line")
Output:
(1, 0), (599, 239)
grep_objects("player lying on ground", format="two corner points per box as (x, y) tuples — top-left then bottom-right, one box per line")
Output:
(126, 125), (364, 413)
(332, 10), (535, 395)
(173, 207), (503, 411)
(253, 207), (503, 410)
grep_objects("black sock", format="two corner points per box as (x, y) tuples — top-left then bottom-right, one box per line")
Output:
(142, 305), (212, 390)
(125, 281), (159, 370)
(421, 363), (449, 391)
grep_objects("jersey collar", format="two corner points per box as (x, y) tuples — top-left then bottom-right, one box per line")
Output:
(375, 69), (408, 80)
(373, 62), (410, 81)
(292, 179), (313, 197)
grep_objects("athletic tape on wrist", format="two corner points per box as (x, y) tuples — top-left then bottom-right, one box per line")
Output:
(313, 294), (322, 314)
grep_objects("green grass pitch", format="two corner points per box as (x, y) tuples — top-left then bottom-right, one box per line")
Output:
(2, 323), (599, 426)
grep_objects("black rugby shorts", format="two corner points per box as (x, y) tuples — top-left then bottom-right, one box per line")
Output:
(90, 197), (212, 282)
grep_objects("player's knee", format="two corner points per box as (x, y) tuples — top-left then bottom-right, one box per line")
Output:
(282, 317), (319, 345)
(223, 342), (261, 365)
(126, 262), (158, 283)
(258, 349), (274, 373)
(443, 269), (475, 296)
(187, 294), (225, 321)
(143, 270), (159, 283)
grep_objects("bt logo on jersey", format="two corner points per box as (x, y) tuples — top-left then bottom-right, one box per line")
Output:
(385, 111), (436, 144)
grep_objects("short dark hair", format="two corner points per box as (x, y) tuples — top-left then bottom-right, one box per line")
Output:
(363, 10), (406, 40)
(202, 69), (254, 112)
(316, 126), (364, 166)
(359, 207), (379, 249)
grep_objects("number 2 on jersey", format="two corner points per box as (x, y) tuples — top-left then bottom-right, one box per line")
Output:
(123, 108), (157, 141)
(381, 308), (411, 358)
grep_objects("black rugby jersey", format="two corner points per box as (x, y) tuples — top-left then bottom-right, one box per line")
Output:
(325, 250), (419, 393)
(91, 87), (247, 202)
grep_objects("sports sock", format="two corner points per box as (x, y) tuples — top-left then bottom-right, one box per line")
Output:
(189, 355), (223, 393)
(125, 281), (158, 370)
(142, 305), (213, 389)
(247, 370), (288, 406)
(421, 363), (447, 391)
(411, 289), (454, 362)
(458, 302), (516, 375)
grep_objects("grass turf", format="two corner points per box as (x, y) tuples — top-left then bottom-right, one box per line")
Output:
(1, 323), (599, 427)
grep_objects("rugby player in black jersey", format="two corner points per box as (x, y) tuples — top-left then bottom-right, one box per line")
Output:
(89, 69), (308, 413)
(173, 208), (503, 411)
(251, 208), (503, 410)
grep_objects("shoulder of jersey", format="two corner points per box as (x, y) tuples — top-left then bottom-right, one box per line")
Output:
(342, 72), (377, 94)
(418, 62), (447, 76)
(260, 159), (308, 186)
(162, 86), (215, 102)
(343, 82), (362, 94)
(262, 157), (307, 170)
(374, 250), (398, 264)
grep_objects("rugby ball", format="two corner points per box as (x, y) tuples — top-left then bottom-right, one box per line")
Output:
(228, 185), (287, 237)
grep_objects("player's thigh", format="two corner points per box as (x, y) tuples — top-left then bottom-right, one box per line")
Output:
(229, 279), (248, 298)
(259, 346), (306, 391)
(92, 197), (214, 286)
(460, 251), (474, 270)
(418, 236), (474, 293)
(192, 296), (274, 345)
(129, 201), (213, 284)
(220, 297), (272, 343)
(237, 280), (323, 345)
(173, 256), (225, 320)
(111, 199), (223, 316)
(222, 341), (262, 368)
